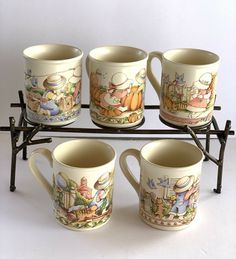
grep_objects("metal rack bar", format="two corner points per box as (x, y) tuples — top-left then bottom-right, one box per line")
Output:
(0, 90), (234, 193)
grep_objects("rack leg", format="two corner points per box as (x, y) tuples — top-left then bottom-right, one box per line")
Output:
(8, 114), (52, 192)
(9, 117), (18, 192)
(22, 119), (28, 160)
(213, 120), (231, 194)
(18, 90), (28, 160)
(10, 150), (17, 192)
(214, 165), (223, 194)
(204, 123), (211, 161)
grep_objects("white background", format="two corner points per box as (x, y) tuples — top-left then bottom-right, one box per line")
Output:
(1, 2), (236, 258)
(0, 0), (236, 130)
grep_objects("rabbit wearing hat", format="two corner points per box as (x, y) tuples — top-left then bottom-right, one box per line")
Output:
(38, 74), (66, 116)
(168, 175), (198, 220)
(187, 73), (213, 113)
(100, 72), (133, 111)
(88, 172), (113, 215)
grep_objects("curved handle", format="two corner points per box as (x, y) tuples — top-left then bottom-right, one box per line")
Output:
(147, 51), (163, 98)
(28, 148), (53, 199)
(119, 149), (141, 196)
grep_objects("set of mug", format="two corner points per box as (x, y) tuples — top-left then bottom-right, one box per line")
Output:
(24, 44), (220, 129)
(29, 138), (204, 231)
(26, 44), (218, 231)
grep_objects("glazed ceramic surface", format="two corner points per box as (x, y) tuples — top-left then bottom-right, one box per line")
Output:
(29, 139), (116, 231)
(119, 139), (204, 230)
(87, 46), (148, 128)
(147, 48), (219, 128)
(24, 44), (83, 126)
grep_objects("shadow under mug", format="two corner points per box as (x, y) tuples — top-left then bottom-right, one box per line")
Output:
(119, 139), (204, 230)
(24, 44), (83, 126)
(86, 45), (148, 129)
(147, 48), (220, 128)
(28, 139), (116, 231)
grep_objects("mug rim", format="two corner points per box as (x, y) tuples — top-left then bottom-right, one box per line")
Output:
(162, 48), (220, 67)
(52, 139), (116, 169)
(23, 43), (83, 63)
(88, 45), (148, 65)
(140, 139), (204, 169)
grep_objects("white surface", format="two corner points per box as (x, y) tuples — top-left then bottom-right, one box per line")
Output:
(0, 133), (236, 259)
(0, 0), (236, 129)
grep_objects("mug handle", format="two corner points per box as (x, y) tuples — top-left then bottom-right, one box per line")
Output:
(28, 148), (53, 199)
(147, 51), (163, 98)
(119, 149), (141, 196)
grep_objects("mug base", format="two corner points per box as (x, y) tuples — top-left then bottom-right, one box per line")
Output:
(139, 207), (197, 231)
(55, 215), (111, 231)
(24, 113), (78, 127)
(91, 116), (145, 129)
(140, 216), (191, 231)
(159, 115), (212, 130)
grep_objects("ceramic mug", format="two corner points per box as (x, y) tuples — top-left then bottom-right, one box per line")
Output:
(28, 139), (116, 231)
(24, 44), (83, 126)
(86, 45), (148, 128)
(119, 139), (204, 230)
(147, 48), (220, 128)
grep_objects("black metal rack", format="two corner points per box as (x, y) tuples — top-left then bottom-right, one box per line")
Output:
(0, 91), (234, 194)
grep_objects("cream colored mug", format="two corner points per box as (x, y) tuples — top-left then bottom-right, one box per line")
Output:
(86, 45), (148, 128)
(119, 140), (204, 230)
(147, 48), (220, 128)
(24, 44), (83, 126)
(29, 139), (116, 231)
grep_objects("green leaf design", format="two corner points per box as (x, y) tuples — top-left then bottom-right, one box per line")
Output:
(75, 192), (92, 206)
